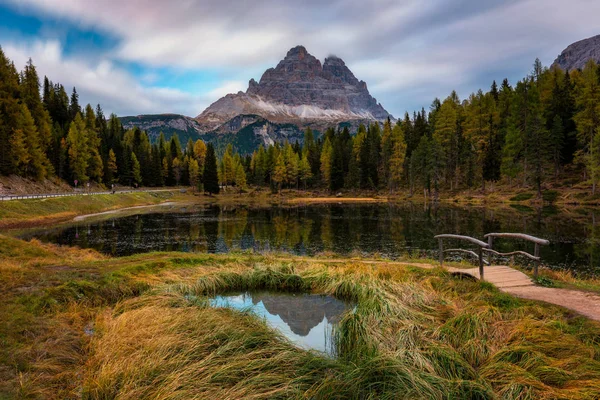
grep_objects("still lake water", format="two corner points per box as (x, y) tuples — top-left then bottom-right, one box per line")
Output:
(18, 203), (600, 275)
(210, 292), (352, 356)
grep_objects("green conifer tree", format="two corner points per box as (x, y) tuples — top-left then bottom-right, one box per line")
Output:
(21, 59), (53, 161)
(298, 153), (312, 190)
(188, 158), (200, 189)
(389, 124), (407, 192)
(131, 152), (142, 185)
(0, 47), (23, 175)
(107, 149), (118, 184)
(10, 127), (29, 175)
(84, 104), (103, 182)
(320, 137), (333, 188)
(574, 60), (600, 184)
(587, 128), (600, 194)
(67, 114), (89, 183)
(69, 87), (81, 122)
(203, 143), (220, 195)
(273, 153), (286, 192)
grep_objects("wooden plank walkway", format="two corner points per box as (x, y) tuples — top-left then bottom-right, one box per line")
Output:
(446, 264), (600, 321)
(447, 265), (534, 289)
(275, 257), (600, 322)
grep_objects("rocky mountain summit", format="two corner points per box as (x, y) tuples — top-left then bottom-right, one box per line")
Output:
(195, 45), (392, 132)
(552, 34), (600, 71)
(121, 46), (392, 153)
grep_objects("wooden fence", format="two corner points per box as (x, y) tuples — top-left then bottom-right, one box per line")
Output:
(435, 233), (549, 279)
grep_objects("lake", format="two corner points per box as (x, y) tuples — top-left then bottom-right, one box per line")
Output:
(17, 203), (600, 276)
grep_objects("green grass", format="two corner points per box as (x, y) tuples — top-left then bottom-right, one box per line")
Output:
(530, 267), (600, 294)
(0, 190), (185, 228)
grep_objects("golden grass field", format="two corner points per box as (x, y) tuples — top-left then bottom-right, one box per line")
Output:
(1, 233), (600, 399)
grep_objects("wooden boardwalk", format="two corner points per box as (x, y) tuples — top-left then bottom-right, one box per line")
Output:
(446, 264), (600, 322)
(447, 265), (534, 289)
(277, 257), (600, 322)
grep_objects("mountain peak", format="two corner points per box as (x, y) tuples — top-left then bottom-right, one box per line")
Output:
(553, 34), (600, 71)
(196, 46), (392, 131)
(286, 45), (308, 59)
(324, 54), (344, 64)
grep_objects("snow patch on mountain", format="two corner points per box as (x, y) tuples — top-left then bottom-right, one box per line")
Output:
(251, 97), (376, 120)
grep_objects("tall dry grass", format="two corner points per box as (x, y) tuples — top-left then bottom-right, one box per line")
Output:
(2, 233), (600, 399)
(81, 262), (600, 399)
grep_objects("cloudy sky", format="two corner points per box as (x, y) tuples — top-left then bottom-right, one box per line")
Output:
(1, 0), (599, 118)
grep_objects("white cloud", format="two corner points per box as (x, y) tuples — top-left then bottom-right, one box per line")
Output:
(206, 81), (246, 98)
(353, 59), (467, 93)
(3, 0), (600, 117)
(3, 39), (210, 116)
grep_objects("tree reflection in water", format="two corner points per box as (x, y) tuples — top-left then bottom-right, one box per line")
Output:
(20, 203), (600, 275)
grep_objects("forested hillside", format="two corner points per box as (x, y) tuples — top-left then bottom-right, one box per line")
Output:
(2, 44), (600, 198)
(0, 47), (217, 192)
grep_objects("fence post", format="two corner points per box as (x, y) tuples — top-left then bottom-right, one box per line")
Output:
(533, 243), (540, 279)
(438, 238), (444, 266)
(478, 246), (484, 281)
(487, 236), (493, 265)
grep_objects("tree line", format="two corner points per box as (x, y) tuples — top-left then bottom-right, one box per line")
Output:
(2, 44), (600, 198)
(0, 47), (221, 194)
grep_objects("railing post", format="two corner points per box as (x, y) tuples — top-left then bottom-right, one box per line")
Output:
(438, 238), (444, 266)
(533, 243), (540, 279)
(478, 246), (484, 281)
(487, 236), (493, 265)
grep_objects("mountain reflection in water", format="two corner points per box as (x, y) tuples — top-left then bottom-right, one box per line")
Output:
(210, 292), (352, 355)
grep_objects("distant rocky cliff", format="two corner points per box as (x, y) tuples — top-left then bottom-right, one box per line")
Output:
(195, 45), (392, 132)
(119, 114), (202, 144)
(121, 46), (392, 153)
(552, 34), (600, 71)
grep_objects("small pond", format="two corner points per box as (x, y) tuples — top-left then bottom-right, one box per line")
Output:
(210, 292), (353, 356)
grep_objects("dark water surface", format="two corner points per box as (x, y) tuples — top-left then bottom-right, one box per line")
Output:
(210, 292), (351, 356)
(18, 203), (600, 275)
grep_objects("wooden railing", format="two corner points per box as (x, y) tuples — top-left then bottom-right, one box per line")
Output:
(483, 233), (549, 278)
(435, 232), (549, 280)
(434, 234), (489, 279)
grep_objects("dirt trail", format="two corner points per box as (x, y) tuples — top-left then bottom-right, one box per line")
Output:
(504, 286), (600, 321)
(276, 257), (600, 322)
(72, 201), (178, 221)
